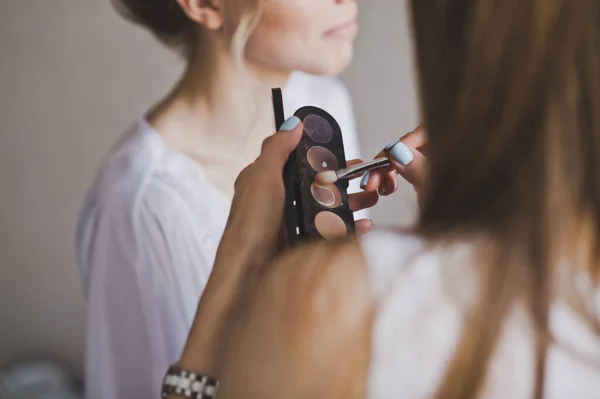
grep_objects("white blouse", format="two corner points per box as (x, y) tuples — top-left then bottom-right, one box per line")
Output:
(76, 72), (364, 399)
(361, 230), (600, 398)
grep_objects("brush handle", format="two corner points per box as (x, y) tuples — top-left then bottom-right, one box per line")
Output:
(336, 157), (390, 181)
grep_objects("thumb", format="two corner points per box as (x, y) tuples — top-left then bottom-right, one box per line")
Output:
(259, 116), (303, 168)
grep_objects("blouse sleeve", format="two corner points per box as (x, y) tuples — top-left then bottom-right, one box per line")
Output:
(84, 180), (215, 399)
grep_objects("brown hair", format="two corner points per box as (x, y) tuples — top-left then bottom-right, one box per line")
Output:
(411, 0), (600, 397)
(112, 0), (197, 57)
(112, 0), (263, 61)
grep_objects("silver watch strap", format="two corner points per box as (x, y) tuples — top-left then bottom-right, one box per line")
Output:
(161, 363), (219, 399)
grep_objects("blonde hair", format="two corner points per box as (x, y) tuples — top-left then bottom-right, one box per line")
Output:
(230, 0), (264, 70)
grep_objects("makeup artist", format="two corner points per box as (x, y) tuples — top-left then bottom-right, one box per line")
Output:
(75, 1), (372, 398)
(164, 0), (600, 397)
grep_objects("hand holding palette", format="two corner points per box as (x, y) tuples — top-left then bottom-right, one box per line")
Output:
(272, 88), (355, 247)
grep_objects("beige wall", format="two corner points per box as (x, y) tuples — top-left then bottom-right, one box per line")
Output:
(0, 0), (418, 373)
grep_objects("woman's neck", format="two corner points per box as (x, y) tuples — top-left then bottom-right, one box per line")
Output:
(147, 37), (291, 197)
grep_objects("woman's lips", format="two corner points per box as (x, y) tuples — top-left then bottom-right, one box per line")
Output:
(324, 19), (359, 39)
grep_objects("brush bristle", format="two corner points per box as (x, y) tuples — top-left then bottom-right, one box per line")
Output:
(315, 170), (338, 185)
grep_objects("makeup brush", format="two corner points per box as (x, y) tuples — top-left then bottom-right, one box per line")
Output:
(315, 157), (391, 185)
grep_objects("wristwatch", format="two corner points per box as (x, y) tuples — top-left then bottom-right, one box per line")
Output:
(161, 363), (219, 399)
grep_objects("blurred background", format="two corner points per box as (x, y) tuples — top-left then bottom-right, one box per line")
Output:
(0, 0), (418, 391)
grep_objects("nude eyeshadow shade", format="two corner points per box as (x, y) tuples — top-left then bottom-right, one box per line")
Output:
(303, 114), (334, 144)
(310, 183), (342, 208)
(314, 211), (348, 239)
(306, 146), (339, 172)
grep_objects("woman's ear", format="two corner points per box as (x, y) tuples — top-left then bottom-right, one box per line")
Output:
(176, 0), (223, 31)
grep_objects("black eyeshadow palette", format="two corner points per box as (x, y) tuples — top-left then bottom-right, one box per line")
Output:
(272, 88), (355, 247)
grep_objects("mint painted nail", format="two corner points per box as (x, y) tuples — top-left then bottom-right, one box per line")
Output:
(389, 142), (414, 166)
(384, 139), (400, 151)
(280, 116), (301, 131)
(360, 172), (371, 189)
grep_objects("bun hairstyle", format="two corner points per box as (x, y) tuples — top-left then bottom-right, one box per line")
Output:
(112, 0), (198, 58)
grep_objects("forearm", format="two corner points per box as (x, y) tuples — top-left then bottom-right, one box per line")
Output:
(176, 230), (264, 375)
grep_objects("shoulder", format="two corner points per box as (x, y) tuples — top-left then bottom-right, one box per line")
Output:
(245, 238), (372, 351)
(227, 232), (438, 396)
(76, 121), (221, 263)
(222, 232), (477, 396)
(251, 238), (373, 364)
(260, 229), (477, 354)
(85, 121), (215, 221)
(219, 238), (372, 397)
(265, 238), (370, 321)
(258, 230), (429, 329)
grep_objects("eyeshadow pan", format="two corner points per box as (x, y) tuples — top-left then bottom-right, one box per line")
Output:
(303, 114), (334, 144)
(273, 95), (355, 247)
(306, 146), (339, 172)
(314, 211), (347, 239)
(310, 183), (342, 208)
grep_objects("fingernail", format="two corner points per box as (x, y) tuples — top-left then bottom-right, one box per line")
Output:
(384, 139), (400, 151)
(378, 185), (387, 196)
(360, 172), (371, 189)
(280, 116), (301, 131)
(390, 142), (414, 166)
